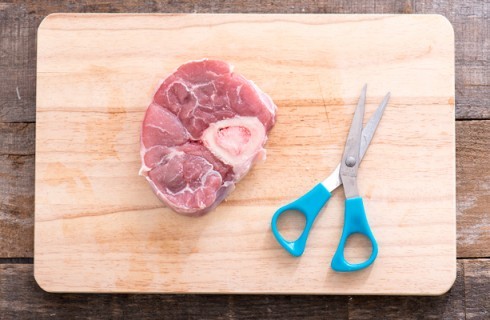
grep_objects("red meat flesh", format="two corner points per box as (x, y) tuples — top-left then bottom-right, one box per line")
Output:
(140, 59), (276, 216)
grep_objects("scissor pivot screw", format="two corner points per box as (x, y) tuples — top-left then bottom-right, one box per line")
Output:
(345, 156), (356, 167)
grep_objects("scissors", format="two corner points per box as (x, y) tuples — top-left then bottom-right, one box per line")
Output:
(271, 85), (390, 272)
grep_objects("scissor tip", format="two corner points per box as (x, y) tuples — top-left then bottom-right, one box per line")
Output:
(360, 84), (368, 97)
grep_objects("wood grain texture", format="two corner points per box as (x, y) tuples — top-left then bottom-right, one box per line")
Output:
(457, 121), (490, 258)
(4, 0), (488, 120)
(34, 14), (456, 294)
(0, 0), (486, 318)
(414, 0), (490, 120)
(347, 262), (466, 319)
(1, 261), (481, 320)
(0, 3), (36, 257)
(0, 3), (36, 123)
(0, 122), (35, 155)
(0, 0), (488, 260)
(464, 259), (490, 319)
(0, 155), (34, 257)
(0, 122), (35, 257)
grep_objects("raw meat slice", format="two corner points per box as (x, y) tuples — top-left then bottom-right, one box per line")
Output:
(140, 59), (276, 216)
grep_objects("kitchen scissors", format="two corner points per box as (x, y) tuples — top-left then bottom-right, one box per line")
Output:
(271, 85), (390, 272)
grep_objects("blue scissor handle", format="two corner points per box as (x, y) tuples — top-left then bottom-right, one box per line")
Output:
(331, 197), (378, 272)
(271, 183), (331, 257)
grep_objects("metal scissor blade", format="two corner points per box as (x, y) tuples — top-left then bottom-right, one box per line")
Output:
(359, 92), (391, 160)
(339, 84), (366, 198)
(321, 87), (390, 194)
(347, 84), (367, 156)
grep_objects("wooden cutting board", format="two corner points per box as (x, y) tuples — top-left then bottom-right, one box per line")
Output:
(35, 14), (456, 294)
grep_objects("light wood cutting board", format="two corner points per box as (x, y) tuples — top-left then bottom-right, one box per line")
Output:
(35, 14), (456, 294)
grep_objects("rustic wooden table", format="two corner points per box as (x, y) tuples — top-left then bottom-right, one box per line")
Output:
(0, 1), (488, 318)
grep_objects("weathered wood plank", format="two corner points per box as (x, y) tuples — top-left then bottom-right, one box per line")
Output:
(0, 119), (35, 256)
(0, 264), (349, 320)
(0, 3), (36, 123)
(0, 0), (456, 15)
(415, 0), (490, 120)
(3, 261), (485, 319)
(347, 262), (466, 319)
(0, 154), (34, 257)
(464, 259), (490, 319)
(0, 122), (35, 155)
(456, 121), (490, 258)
